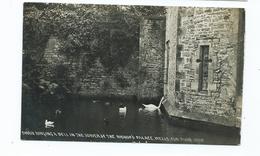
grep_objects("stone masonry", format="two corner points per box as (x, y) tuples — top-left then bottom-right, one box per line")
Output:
(43, 18), (166, 101)
(164, 7), (244, 127)
(138, 17), (165, 101)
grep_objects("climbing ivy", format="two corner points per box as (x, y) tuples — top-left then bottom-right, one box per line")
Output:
(22, 3), (166, 99)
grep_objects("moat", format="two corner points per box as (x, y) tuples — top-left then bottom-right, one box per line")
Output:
(21, 98), (240, 144)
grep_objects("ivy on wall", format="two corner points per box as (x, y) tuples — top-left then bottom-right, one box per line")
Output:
(23, 3), (165, 99)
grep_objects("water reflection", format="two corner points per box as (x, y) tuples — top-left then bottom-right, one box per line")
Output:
(23, 98), (240, 144)
(57, 99), (163, 135)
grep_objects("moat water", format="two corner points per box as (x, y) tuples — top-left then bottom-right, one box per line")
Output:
(21, 98), (240, 144)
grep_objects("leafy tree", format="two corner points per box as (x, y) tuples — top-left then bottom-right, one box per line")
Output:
(22, 2), (166, 97)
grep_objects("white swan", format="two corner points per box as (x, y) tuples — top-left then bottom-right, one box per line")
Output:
(119, 104), (127, 118)
(55, 109), (62, 117)
(142, 96), (166, 111)
(45, 119), (54, 128)
(105, 102), (110, 106)
(92, 100), (100, 104)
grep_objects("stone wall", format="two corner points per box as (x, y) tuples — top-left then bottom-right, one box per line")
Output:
(163, 8), (178, 112)
(138, 17), (166, 101)
(43, 37), (139, 98)
(164, 7), (244, 127)
(43, 18), (166, 100)
(78, 58), (139, 97)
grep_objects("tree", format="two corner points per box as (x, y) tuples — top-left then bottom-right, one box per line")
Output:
(22, 3), (166, 96)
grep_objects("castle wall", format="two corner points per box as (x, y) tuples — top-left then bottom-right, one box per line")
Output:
(164, 7), (244, 127)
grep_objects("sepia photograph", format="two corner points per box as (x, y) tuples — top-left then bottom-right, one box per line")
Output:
(21, 3), (245, 145)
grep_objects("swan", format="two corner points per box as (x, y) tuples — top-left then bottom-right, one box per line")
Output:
(119, 104), (127, 118)
(92, 100), (100, 103)
(105, 101), (110, 106)
(45, 119), (54, 128)
(142, 96), (166, 111)
(55, 109), (62, 117)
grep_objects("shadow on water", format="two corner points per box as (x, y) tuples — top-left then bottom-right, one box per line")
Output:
(21, 98), (240, 144)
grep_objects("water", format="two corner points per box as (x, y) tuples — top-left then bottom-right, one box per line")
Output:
(22, 98), (240, 144)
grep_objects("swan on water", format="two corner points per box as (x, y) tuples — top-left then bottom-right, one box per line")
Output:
(45, 119), (54, 128)
(55, 109), (62, 117)
(105, 101), (110, 106)
(119, 104), (127, 118)
(141, 96), (166, 111)
(92, 100), (100, 104)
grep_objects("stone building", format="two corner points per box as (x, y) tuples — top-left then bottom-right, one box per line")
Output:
(163, 7), (245, 128)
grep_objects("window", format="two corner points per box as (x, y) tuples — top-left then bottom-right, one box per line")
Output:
(197, 45), (212, 92)
(164, 40), (170, 84)
(175, 80), (180, 91)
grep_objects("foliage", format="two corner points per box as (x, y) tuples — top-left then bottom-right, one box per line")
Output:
(23, 3), (165, 58)
(22, 3), (166, 102)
